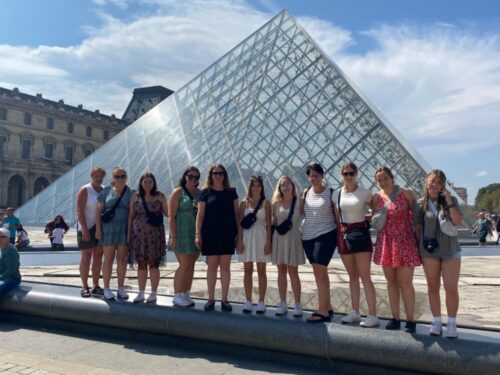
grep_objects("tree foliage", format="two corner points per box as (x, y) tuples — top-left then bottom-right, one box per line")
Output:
(475, 183), (500, 212)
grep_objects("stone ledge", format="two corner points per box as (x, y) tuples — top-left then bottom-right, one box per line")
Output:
(1, 282), (500, 375)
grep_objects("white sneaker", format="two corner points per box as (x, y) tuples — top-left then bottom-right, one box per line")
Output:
(117, 288), (129, 300)
(173, 293), (190, 307)
(103, 288), (115, 301)
(293, 303), (303, 317)
(184, 291), (195, 306)
(360, 315), (380, 328)
(429, 321), (443, 336)
(243, 300), (253, 313)
(146, 292), (157, 303)
(275, 301), (288, 316)
(445, 323), (458, 339)
(342, 310), (361, 324)
(133, 292), (145, 303)
(256, 301), (266, 314)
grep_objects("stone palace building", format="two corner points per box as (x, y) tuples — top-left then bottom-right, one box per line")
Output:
(0, 85), (172, 208)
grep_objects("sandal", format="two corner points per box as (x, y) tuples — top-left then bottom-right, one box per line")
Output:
(80, 287), (91, 298)
(306, 312), (331, 323)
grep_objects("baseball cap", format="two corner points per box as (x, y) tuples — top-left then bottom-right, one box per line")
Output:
(0, 228), (10, 238)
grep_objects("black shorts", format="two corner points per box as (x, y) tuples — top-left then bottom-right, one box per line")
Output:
(77, 226), (98, 250)
(302, 229), (337, 266)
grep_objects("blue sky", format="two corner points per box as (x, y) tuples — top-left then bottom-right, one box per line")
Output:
(1, 0), (499, 203)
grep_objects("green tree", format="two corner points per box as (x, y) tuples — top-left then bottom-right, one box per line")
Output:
(475, 183), (500, 212)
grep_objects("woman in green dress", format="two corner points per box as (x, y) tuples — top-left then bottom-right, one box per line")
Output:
(168, 166), (201, 307)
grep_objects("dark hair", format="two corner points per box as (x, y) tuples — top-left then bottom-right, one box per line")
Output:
(138, 172), (159, 197)
(245, 176), (265, 201)
(178, 166), (201, 188)
(204, 164), (231, 189)
(340, 161), (358, 175)
(306, 163), (324, 176)
(374, 166), (394, 180)
(54, 215), (69, 229)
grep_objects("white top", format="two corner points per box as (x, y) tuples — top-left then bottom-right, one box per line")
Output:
(78, 183), (102, 230)
(52, 228), (65, 244)
(301, 187), (337, 240)
(333, 185), (372, 224)
(17, 230), (29, 242)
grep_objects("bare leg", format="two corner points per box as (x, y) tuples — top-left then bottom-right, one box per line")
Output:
(341, 254), (360, 312)
(397, 267), (416, 321)
(91, 246), (103, 288)
(243, 262), (254, 301)
(219, 255), (231, 301)
(150, 266), (160, 293)
(383, 267), (400, 319)
(206, 256), (219, 301)
(80, 249), (92, 288)
(116, 245), (128, 288)
(355, 252), (377, 316)
(422, 258), (442, 317)
(288, 265), (301, 304)
(257, 262), (267, 302)
(102, 246), (116, 289)
(441, 259), (461, 318)
(277, 264), (287, 302)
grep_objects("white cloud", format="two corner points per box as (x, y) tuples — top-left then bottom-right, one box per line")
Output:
(1, 0), (499, 197)
(476, 171), (488, 177)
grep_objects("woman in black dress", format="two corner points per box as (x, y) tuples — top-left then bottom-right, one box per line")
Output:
(195, 164), (240, 312)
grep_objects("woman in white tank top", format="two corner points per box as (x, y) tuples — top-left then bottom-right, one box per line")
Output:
(76, 166), (105, 298)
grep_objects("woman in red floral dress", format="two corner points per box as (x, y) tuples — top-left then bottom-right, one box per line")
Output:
(372, 167), (420, 333)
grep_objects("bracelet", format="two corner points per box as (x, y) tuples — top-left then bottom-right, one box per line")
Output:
(446, 203), (456, 209)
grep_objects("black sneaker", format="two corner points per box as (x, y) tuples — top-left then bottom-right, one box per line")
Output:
(404, 321), (417, 333)
(385, 318), (401, 330)
(221, 301), (233, 312)
(204, 300), (215, 312)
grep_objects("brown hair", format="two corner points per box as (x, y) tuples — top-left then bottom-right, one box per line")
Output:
(422, 169), (447, 212)
(178, 166), (201, 188)
(245, 176), (265, 201)
(203, 164), (231, 190)
(374, 166), (394, 180)
(90, 166), (106, 177)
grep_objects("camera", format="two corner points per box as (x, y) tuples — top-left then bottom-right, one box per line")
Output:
(438, 192), (447, 207)
(423, 238), (439, 253)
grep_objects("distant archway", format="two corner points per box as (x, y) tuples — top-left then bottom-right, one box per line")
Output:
(7, 175), (26, 207)
(34, 176), (50, 195)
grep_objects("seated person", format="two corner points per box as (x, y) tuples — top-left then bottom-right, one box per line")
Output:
(0, 228), (21, 299)
(15, 225), (30, 249)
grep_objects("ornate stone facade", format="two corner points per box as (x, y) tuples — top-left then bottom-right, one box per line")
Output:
(0, 87), (125, 208)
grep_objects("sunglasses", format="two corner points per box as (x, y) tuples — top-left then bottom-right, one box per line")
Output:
(212, 171), (224, 176)
(342, 171), (356, 177)
(280, 182), (292, 189)
(114, 174), (127, 179)
(187, 174), (200, 181)
(0, 236), (8, 239)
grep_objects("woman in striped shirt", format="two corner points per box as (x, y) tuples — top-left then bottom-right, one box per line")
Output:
(300, 163), (338, 323)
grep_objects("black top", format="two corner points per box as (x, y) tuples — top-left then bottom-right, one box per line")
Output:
(199, 188), (238, 255)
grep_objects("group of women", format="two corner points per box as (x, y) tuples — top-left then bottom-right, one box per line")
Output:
(76, 162), (463, 338)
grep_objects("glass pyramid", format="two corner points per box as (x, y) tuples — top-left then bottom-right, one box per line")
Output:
(17, 10), (434, 225)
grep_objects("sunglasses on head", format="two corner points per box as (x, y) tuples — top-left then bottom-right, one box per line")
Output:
(212, 171), (224, 176)
(187, 174), (200, 181)
(342, 171), (356, 177)
(114, 174), (127, 179)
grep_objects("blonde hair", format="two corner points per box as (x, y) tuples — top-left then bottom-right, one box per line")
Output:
(422, 169), (447, 212)
(272, 176), (297, 204)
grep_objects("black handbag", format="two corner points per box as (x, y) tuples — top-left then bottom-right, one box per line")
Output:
(240, 197), (265, 229)
(142, 196), (164, 227)
(101, 186), (128, 223)
(338, 188), (371, 252)
(275, 197), (296, 235)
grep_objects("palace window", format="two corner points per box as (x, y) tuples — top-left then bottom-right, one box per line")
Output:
(47, 117), (54, 129)
(24, 113), (31, 125)
(22, 139), (31, 159)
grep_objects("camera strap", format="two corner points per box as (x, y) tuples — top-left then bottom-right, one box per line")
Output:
(423, 200), (440, 238)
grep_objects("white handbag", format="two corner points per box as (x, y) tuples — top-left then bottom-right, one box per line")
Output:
(428, 200), (458, 237)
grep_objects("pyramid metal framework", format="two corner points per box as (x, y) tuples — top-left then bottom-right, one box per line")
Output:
(17, 10), (433, 225)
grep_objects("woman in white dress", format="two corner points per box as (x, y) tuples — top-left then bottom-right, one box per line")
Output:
(271, 176), (305, 317)
(238, 176), (272, 314)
